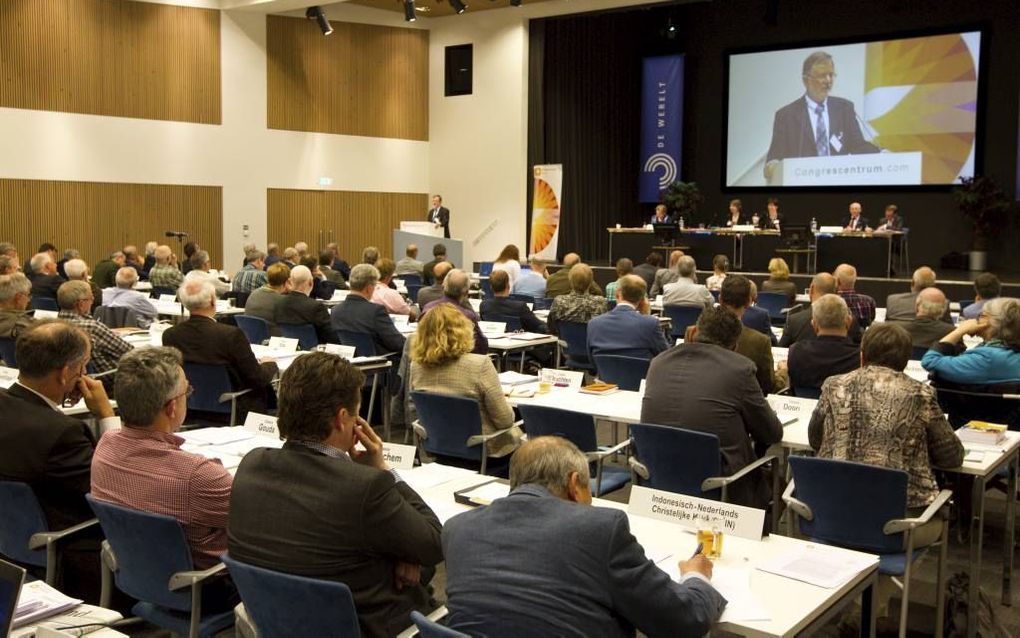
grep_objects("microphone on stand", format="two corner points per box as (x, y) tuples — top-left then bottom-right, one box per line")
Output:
(165, 230), (189, 239)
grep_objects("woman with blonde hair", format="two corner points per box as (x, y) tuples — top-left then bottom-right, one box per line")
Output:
(491, 244), (522, 289)
(410, 303), (522, 457)
(762, 257), (797, 307)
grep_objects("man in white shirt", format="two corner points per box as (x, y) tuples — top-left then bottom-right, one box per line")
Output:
(102, 267), (157, 328)
(395, 244), (424, 278)
(661, 256), (714, 308)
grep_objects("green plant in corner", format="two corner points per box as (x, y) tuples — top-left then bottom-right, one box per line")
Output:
(663, 181), (706, 227)
(954, 175), (1011, 251)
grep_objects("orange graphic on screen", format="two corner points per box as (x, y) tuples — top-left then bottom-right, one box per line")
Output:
(530, 177), (560, 255)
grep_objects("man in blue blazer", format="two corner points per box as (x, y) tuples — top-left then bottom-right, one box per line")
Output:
(587, 275), (669, 359)
(743, 281), (778, 346)
(443, 437), (726, 637)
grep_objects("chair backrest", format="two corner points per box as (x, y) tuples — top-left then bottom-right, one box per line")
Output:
(910, 346), (929, 361)
(183, 363), (234, 415)
(93, 305), (139, 329)
(30, 297), (58, 312)
(788, 456), (908, 553)
(337, 330), (377, 357)
(557, 321), (590, 361)
(483, 313), (522, 332)
(0, 338), (17, 367)
(518, 405), (598, 452)
(931, 378), (1020, 429)
(222, 555), (361, 638)
(279, 323), (319, 350)
(792, 385), (822, 400)
(534, 297), (554, 311)
(406, 284), (423, 304)
(225, 290), (250, 309)
(755, 292), (788, 321)
(957, 299), (975, 311)
(411, 391), (485, 463)
(593, 354), (650, 391)
(479, 279), (493, 299)
(661, 305), (703, 339)
(234, 315), (271, 345)
(710, 289), (720, 302)
(401, 274), (422, 287)
(629, 423), (723, 499)
(151, 286), (177, 299)
(508, 293), (535, 304)
(85, 495), (195, 611)
(478, 262), (494, 276)
(0, 482), (48, 567)
(411, 611), (469, 638)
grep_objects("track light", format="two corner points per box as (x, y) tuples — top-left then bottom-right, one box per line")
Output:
(449, 0), (467, 14)
(403, 0), (416, 22)
(510, 0), (522, 6)
(305, 6), (333, 35)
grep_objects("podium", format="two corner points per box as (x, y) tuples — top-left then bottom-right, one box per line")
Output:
(768, 152), (922, 186)
(393, 222), (463, 272)
(400, 221), (445, 238)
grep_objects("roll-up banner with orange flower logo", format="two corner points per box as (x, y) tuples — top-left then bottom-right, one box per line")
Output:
(529, 164), (562, 261)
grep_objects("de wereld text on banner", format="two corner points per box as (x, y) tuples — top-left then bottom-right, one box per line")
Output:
(639, 55), (685, 203)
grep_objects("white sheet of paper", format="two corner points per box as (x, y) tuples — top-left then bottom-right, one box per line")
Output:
(267, 336), (299, 352)
(397, 463), (478, 492)
(756, 545), (875, 589)
(460, 481), (511, 505)
(179, 426), (253, 446)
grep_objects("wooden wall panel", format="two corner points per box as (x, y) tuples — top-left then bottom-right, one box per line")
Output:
(0, 179), (223, 269)
(0, 0), (221, 123)
(268, 189), (427, 263)
(267, 16), (428, 141)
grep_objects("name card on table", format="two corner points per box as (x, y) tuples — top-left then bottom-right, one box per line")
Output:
(267, 337), (299, 353)
(627, 486), (766, 541)
(766, 395), (818, 424)
(243, 412), (280, 439)
(215, 300), (232, 312)
(159, 294), (177, 303)
(331, 289), (350, 301)
(33, 309), (59, 320)
(383, 442), (417, 470)
(319, 343), (357, 360)
(539, 368), (584, 391)
(478, 321), (506, 336)
(150, 322), (171, 346)
(390, 314), (410, 328)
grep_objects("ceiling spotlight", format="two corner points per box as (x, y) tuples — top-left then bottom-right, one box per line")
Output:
(510, 0), (522, 6)
(403, 0), (417, 21)
(450, 0), (467, 14)
(305, 6), (333, 35)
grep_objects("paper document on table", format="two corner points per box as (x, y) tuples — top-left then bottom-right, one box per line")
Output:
(509, 332), (549, 341)
(11, 603), (124, 637)
(207, 436), (283, 458)
(397, 463), (478, 492)
(458, 481), (511, 505)
(12, 580), (82, 628)
(964, 448), (987, 463)
(657, 561), (770, 622)
(179, 427), (253, 446)
(498, 371), (539, 386)
(757, 545), (875, 589)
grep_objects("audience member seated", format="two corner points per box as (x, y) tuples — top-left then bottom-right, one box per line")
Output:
(480, 270), (547, 333)
(0, 321), (118, 600)
(63, 258), (102, 311)
(275, 265), (336, 345)
(604, 258), (633, 300)
(416, 260), (452, 309)
(442, 436), (725, 637)
(587, 274), (668, 359)
(421, 243), (453, 286)
(885, 266), (951, 323)
(491, 244), (522, 289)
(743, 281), (777, 346)
(784, 294), (859, 394)
(761, 257), (797, 307)
(410, 304), (521, 457)
(294, 241), (309, 260)
(632, 252), (663, 290)
(547, 263), (608, 335)
(319, 251), (347, 287)
(0, 272), (35, 341)
(922, 297), (1020, 384)
(186, 250), (229, 297)
(122, 245), (144, 276)
(890, 287), (955, 350)
(326, 242), (352, 280)
(834, 263), (876, 327)
(148, 245), (184, 290)
(650, 249), (685, 298)
(28, 252), (65, 300)
(102, 267), (157, 328)
(281, 246), (299, 268)
(142, 241), (158, 276)
(228, 353), (443, 636)
(330, 264), (406, 356)
(781, 272), (862, 347)
(91, 347), (234, 580)
(298, 255), (334, 300)
(512, 256), (548, 299)
(362, 245), (380, 266)
(163, 278), (278, 417)
(232, 250), (268, 294)
(0, 254), (18, 275)
(56, 248), (79, 280)
(264, 243), (282, 269)
(545, 252), (602, 298)
(810, 322), (963, 542)
(421, 269), (488, 354)
(372, 258), (416, 319)
(30, 243), (58, 276)
(705, 254), (729, 292)
(395, 243), (424, 278)
(91, 250), (125, 289)
(661, 256), (714, 308)
(244, 262), (290, 337)
(56, 281), (132, 380)
(962, 271), (1001, 319)
(643, 306), (783, 509)
(181, 242), (199, 275)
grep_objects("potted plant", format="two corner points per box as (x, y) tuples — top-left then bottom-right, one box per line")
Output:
(953, 176), (1011, 271)
(663, 180), (706, 228)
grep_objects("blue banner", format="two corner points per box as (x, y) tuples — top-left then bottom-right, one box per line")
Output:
(639, 55), (684, 203)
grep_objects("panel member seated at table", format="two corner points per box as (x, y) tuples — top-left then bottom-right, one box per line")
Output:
(782, 294), (859, 395)
(841, 201), (869, 232)
(650, 249), (684, 298)
(587, 274), (669, 360)
(275, 265), (337, 344)
(961, 272), (1001, 320)
(604, 258), (633, 301)
(874, 204), (904, 232)
(632, 252), (663, 291)
(545, 253), (602, 298)
(410, 303), (521, 457)
(645, 306), (783, 510)
(442, 436), (725, 637)
(421, 269), (488, 355)
(244, 262), (290, 337)
(661, 255), (713, 308)
(480, 270), (547, 334)
(547, 263), (608, 336)
(716, 198), (747, 228)
(371, 258), (416, 319)
(511, 256), (548, 300)
(757, 198), (783, 231)
(834, 263), (876, 328)
(650, 203), (673, 224)
(102, 267), (157, 328)
(0, 271), (35, 342)
(885, 266), (951, 323)
(781, 272), (862, 347)
(922, 297), (1020, 384)
(229, 352), (443, 637)
(761, 257), (797, 307)
(163, 279), (278, 419)
(330, 263), (407, 356)
(888, 287), (955, 351)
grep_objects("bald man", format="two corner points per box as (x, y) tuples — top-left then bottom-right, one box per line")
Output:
(780, 272), (862, 347)
(545, 253), (602, 298)
(885, 266), (952, 323)
(889, 287), (956, 351)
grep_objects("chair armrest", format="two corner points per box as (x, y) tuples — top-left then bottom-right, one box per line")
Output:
(701, 455), (776, 492)
(168, 562), (227, 591)
(773, 386), (790, 395)
(411, 420), (427, 440)
(782, 478), (814, 521)
(396, 606), (450, 638)
(883, 489), (953, 535)
(29, 518), (99, 550)
(628, 456), (649, 480)
(218, 388), (252, 403)
(588, 438), (632, 461)
(466, 426), (519, 448)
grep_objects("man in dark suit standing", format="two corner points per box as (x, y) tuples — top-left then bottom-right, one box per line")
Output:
(228, 353), (443, 637)
(479, 270), (547, 333)
(443, 436), (724, 637)
(764, 51), (879, 181)
(587, 275), (668, 359)
(427, 194), (451, 239)
(330, 264), (406, 356)
(275, 265), (337, 345)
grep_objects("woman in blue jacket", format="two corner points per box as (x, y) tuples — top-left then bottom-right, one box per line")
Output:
(922, 297), (1020, 384)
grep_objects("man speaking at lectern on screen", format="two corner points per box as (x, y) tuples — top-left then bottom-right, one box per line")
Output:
(764, 51), (880, 180)
(427, 194), (451, 239)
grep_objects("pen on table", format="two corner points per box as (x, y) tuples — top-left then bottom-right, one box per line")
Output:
(692, 543), (703, 557)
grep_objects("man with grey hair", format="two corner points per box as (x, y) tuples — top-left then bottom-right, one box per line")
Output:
(661, 255), (714, 308)
(0, 255), (19, 275)
(56, 248), (80, 279)
(102, 267), (157, 328)
(163, 278), (278, 419)
(0, 272), (35, 341)
(240, 241), (257, 268)
(186, 250), (229, 297)
(422, 268), (488, 354)
(91, 250), (125, 289)
(28, 252), (64, 301)
(91, 347), (235, 580)
(149, 245), (184, 290)
(57, 281), (132, 379)
(834, 263), (876, 327)
(650, 249), (685, 297)
(62, 258), (102, 309)
(416, 260), (456, 309)
(275, 264), (336, 345)
(361, 245), (380, 266)
(264, 242), (282, 268)
(294, 241), (309, 258)
(395, 243), (423, 278)
(890, 287), (955, 351)
(785, 293), (859, 396)
(232, 249), (268, 294)
(885, 266), (951, 323)
(282, 247), (299, 268)
(443, 436), (725, 636)
(781, 272), (862, 346)
(330, 263), (406, 356)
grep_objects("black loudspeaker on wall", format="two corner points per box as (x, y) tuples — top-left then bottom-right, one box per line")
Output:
(445, 44), (473, 96)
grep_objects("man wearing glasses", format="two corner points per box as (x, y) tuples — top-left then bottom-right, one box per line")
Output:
(764, 51), (880, 180)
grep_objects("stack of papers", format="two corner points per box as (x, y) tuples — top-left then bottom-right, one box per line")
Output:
(498, 371), (539, 386)
(757, 545), (875, 589)
(13, 580), (81, 628)
(396, 463), (477, 492)
(509, 332), (549, 341)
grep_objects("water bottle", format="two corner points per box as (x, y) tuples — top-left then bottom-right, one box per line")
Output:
(810, 217), (818, 233)
(751, 212), (760, 226)
(678, 216), (685, 230)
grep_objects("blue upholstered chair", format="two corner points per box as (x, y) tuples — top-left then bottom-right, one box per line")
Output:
(411, 609), (468, 637)
(411, 391), (518, 476)
(182, 363), (251, 427)
(234, 315), (270, 346)
(661, 305), (703, 340)
(592, 354), (650, 391)
(557, 321), (596, 372)
(279, 323), (319, 350)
